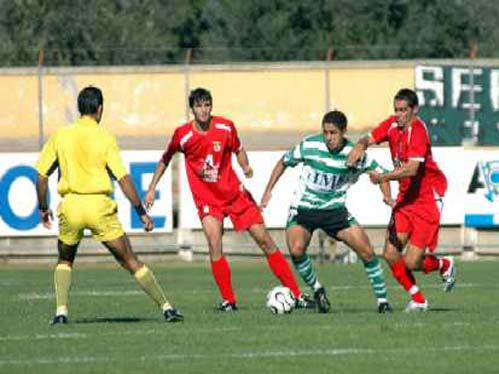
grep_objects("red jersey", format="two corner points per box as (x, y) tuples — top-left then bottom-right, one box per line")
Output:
(370, 115), (447, 207)
(161, 116), (244, 206)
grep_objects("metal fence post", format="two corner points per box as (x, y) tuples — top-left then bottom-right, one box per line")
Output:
(178, 48), (194, 261)
(37, 49), (44, 150)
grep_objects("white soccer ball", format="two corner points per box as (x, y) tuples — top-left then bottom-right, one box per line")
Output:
(266, 286), (295, 314)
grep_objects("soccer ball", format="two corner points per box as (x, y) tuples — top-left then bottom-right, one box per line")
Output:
(265, 286), (295, 314)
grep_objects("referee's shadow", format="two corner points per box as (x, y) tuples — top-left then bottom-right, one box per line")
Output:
(74, 316), (154, 324)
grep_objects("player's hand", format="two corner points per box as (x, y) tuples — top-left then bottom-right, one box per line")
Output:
(346, 143), (365, 167)
(144, 189), (155, 212)
(39, 208), (53, 229)
(243, 166), (253, 178)
(368, 171), (382, 184)
(259, 191), (271, 210)
(140, 214), (154, 232)
(383, 197), (396, 208)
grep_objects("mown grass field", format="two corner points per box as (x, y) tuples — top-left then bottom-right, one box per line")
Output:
(1, 259), (498, 373)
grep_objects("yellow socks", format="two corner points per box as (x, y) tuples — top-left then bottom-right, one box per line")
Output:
(54, 263), (72, 316)
(134, 265), (172, 311)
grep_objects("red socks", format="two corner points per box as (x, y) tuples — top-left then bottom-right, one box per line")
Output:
(211, 256), (236, 304)
(211, 251), (302, 303)
(266, 249), (301, 298)
(391, 259), (426, 303)
(422, 255), (441, 274)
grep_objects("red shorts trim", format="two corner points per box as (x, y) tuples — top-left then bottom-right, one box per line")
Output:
(389, 207), (440, 251)
(196, 190), (264, 231)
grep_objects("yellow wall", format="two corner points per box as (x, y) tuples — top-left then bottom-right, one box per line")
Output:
(0, 75), (39, 137)
(189, 69), (326, 131)
(329, 67), (414, 128)
(0, 64), (414, 139)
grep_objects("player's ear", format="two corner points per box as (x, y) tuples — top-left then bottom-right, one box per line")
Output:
(96, 105), (104, 122)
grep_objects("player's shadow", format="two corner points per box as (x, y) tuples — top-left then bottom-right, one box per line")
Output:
(427, 307), (460, 312)
(74, 316), (153, 324)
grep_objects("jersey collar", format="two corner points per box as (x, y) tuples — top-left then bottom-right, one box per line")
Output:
(77, 116), (99, 127)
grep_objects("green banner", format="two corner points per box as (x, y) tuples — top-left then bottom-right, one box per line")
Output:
(415, 65), (499, 146)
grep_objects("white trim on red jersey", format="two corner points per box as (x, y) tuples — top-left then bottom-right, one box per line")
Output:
(179, 130), (193, 150)
(214, 123), (232, 132)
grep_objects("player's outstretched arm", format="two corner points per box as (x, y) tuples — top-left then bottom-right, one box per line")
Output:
(260, 159), (287, 209)
(347, 135), (373, 167)
(144, 161), (167, 210)
(235, 147), (253, 178)
(379, 179), (395, 208)
(119, 174), (154, 232)
(36, 173), (53, 229)
(369, 159), (420, 185)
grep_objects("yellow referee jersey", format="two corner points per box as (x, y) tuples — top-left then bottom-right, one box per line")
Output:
(35, 116), (128, 196)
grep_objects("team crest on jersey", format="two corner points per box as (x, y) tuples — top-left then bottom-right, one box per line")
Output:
(213, 141), (222, 152)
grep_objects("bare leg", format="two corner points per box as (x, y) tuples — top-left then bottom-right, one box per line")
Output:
(337, 224), (390, 308)
(103, 234), (175, 314)
(202, 216), (236, 305)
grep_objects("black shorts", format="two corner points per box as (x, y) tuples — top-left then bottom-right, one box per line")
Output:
(293, 207), (356, 240)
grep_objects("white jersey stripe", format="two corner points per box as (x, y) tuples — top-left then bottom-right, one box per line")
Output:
(215, 123), (232, 132)
(179, 131), (193, 149)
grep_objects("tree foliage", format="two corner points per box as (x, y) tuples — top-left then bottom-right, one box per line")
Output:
(0, 0), (497, 66)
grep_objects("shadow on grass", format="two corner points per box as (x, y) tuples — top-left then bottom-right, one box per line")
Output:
(73, 317), (155, 324)
(428, 307), (461, 312)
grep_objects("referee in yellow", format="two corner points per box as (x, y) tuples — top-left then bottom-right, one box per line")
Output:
(35, 86), (183, 324)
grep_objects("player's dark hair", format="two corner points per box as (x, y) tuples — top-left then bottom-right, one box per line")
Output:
(189, 87), (212, 108)
(322, 110), (347, 131)
(394, 88), (419, 108)
(77, 86), (103, 115)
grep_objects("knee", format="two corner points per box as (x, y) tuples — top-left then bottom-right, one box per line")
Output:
(404, 256), (422, 271)
(288, 245), (306, 259)
(253, 235), (276, 254)
(382, 250), (399, 266)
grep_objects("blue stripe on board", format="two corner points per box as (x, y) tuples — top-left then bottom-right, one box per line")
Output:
(465, 214), (497, 227)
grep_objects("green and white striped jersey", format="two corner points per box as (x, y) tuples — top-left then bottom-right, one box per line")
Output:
(283, 134), (386, 210)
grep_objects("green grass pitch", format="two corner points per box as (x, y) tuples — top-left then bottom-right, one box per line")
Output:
(1, 259), (498, 373)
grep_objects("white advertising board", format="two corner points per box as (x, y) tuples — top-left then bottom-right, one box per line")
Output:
(0, 151), (172, 236)
(464, 150), (499, 227)
(179, 147), (466, 229)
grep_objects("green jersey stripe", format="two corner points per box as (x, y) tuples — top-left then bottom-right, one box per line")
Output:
(284, 134), (386, 210)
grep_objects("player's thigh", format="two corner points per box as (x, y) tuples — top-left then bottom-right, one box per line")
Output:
(87, 195), (125, 242)
(57, 195), (85, 245)
(409, 215), (440, 253)
(286, 224), (312, 257)
(201, 215), (224, 255)
(336, 224), (375, 262)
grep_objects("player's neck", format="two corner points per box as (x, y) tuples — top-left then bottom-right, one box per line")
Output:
(194, 118), (211, 132)
(327, 139), (346, 153)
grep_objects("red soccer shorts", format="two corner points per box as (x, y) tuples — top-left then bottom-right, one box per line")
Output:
(197, 190), (264, 231)
(390, 205), (441, 251)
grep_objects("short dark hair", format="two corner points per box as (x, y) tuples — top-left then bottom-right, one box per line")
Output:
(188, 87), (212, 108)
(322, 110), (347, 131)
(394, 88), (418, 108)
(77, 86), (103, 115)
